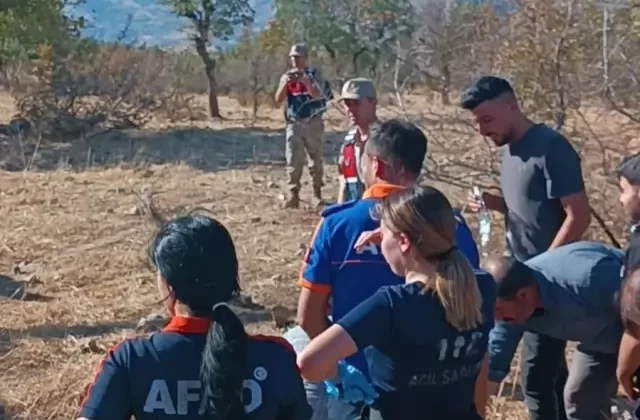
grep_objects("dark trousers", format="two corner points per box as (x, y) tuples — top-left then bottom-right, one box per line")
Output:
(521, 332), (617, 420)
(520, 332), (569, 420)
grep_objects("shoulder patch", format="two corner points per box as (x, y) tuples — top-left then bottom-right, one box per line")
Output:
(321, 201), (358, 218)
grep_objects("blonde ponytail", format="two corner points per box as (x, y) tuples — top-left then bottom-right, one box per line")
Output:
(424, 249), (483, 331)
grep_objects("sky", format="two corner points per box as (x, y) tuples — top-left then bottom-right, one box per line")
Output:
(71, 0), (273, 49)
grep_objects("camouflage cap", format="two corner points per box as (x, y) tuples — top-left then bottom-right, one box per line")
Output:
(338, 78), (377, 101)
(289, 44), (308, 57)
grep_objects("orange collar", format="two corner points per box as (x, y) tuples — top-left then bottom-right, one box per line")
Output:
(164, 316), (210, 334)
(362, 184), (405, 199)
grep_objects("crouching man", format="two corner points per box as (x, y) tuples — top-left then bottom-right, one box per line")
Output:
(484, 241), (624, 419)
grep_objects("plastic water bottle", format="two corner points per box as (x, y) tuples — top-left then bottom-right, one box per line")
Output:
(472, 186), (491, 248)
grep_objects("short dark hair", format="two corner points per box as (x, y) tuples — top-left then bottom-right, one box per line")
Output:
(460, 76), (515, 110)
(489, 257), (536, 299)
(616, 152), (640, 186)
(366, 119), (427, 177)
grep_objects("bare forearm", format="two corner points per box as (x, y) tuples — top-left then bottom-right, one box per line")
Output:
(308, 84), (321, 98)
(490, 196), (507, 214)
(300, 314), (329, 340)
(618, 332), (640, 376)
(275, 83), (288, 104)
(337, 178), (345, 204)
(548, 214), (590, 250)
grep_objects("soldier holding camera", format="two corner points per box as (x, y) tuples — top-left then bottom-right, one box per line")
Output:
(275, 44), (331, 209)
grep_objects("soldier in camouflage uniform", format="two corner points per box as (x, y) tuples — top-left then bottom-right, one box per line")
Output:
(275, 44), (332, 209)
(336, 78), (379, 203)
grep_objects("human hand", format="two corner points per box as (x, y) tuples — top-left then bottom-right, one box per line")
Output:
(325, 361), (379, 405)
(299, 73), (313, 88)
(617, 367), (640, 400)
(354, 228), (381, 251)
(339, 361), (378, 404)
(466, 191), (505, 213)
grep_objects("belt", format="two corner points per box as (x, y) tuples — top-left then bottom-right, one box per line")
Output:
(344, 177), (359, 183)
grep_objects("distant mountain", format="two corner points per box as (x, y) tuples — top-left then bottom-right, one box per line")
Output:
(69, 0), (273, 49)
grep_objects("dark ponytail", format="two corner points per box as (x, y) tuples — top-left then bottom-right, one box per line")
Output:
(201, 303), (249, 420)
(148, 212), (247, 419)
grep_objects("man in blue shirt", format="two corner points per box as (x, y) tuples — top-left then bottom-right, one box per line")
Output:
(294, 119), (427, 420)
(288, 119), (480, 420)
(484, 241), (624, 420)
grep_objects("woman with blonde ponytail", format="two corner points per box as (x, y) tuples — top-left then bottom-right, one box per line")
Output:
(298, 186), (496, 420)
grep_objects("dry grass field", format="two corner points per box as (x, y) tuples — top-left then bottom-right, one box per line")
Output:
(0, 89), (636, 420)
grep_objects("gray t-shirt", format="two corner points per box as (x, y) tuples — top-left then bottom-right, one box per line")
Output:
(500, 124), (586, 261)
(488, 241), (624, 382)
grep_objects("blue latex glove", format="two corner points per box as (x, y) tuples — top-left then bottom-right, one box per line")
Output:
(324, 360), (379, 405)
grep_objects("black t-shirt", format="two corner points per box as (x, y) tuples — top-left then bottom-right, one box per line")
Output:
(623, 225), (640, 278)
(337, 271), (497, 420)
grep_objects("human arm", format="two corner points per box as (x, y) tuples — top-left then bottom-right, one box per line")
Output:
(487, 321), (525, 385)
(337, 143), (346, 203)
(297, 289), (331, 339)
(297, 219), (333, 339)
(617, 331), (640, 399)
(337, 177), (346, 204)
(474, 353), (490, 419)
(300, 68), (323, 98)
(275, 73), (290, 104)
(298, 288), (393, 382)
(467, 191), (507, 214)
(544, 137), (591, 250)
(77, 342), (132, 420)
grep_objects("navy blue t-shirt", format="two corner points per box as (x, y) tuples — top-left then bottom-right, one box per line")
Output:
(79, 317), (311, 420)
(337, 271), (496, 419)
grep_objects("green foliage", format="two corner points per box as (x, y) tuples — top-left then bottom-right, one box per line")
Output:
(162, 0), (254, 42)
(272, 0), (414, 75)
(0, 0), (84, 62)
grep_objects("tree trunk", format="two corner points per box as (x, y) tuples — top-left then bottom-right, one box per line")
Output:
(206, 66), (220, 118)
(441, 63), (451, 105)
(352, 47), (366, 76)
(194, 36), (221, 119)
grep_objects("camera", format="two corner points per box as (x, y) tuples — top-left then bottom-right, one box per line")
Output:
(287, 68), (303, 80)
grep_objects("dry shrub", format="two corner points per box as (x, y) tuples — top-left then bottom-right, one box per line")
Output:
(218, 46), (286, 118)
(11, 42), (206, 139)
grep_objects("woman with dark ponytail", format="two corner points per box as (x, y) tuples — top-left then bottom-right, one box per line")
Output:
(78, 214), (311, 420)
(298, 186), (497, 419)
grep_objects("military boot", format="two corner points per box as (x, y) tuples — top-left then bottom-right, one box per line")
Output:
(311, 187), (325, 208)
(283, 191), (300, 209)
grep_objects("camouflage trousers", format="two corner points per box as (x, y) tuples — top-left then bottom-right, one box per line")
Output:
(286, 117), (325, 195)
